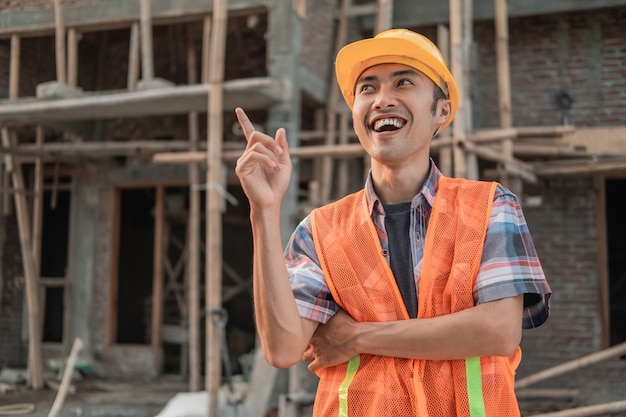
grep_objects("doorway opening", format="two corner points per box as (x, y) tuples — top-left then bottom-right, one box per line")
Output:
(40, 184), (71, 343)
(115, 188), (155, 344)
(605, 179), (626, 350)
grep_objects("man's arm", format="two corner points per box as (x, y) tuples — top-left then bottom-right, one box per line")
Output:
(234, 108), (318, 368)
(249, 206), (319, 367)
(303, 294), (523, 372)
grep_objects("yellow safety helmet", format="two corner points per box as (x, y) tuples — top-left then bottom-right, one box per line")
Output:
(335, 28), (458, 133)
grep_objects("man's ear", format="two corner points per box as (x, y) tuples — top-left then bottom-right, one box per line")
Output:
(437, 99), (452, 124)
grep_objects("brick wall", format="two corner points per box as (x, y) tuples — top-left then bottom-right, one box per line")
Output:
(301, 0), (335, 82)
(0, 40), (8, 98)
(472, 7), (626, 129)
(0, 0), (102, 9)
(517, 177), (603, 377)
(0, 215), (28, 367)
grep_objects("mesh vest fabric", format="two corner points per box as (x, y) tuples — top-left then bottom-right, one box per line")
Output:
(310, 176), (522, 417)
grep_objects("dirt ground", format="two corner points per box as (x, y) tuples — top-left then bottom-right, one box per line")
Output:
(0, 375), (188, 417)
(1, 362), (625, 417)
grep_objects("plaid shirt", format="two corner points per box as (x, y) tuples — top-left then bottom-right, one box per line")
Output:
(285, 161), (551, 329)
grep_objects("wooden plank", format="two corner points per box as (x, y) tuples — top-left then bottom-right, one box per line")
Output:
(564, 126), (626, 154)
(467, 127), (517, 143)
(205, 1), (228, 415)
(512, 144), (586, 157)
(1, 128), (43, 389)
(535, 157), (626, 176)
(516, 125), (576, 137)
(462, 141), (537, 183)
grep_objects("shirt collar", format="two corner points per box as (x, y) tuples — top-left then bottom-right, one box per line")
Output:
(364, 158), (441, 215)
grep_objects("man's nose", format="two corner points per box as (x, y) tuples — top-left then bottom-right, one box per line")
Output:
(373, 86), (396, 109)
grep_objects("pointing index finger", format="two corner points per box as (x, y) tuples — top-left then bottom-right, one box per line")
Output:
(235, 107), (255, 141)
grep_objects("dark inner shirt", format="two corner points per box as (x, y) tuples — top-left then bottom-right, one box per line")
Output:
(383, 202), (418, 318)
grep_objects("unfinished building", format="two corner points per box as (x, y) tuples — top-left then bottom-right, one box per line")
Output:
(1, 0), (626, 415)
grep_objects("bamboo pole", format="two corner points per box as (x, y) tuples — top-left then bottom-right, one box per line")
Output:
(1, 128), (43, 389)
(140, 0), (154, 81)
(9, 34), (20, 100)
(46, 338), (83, 417)
(186, 25), (201, 393)
(53, 0), (66, 84)
(153, 137), (457, 165)
(494, 0), (516, 191)
(32, 126), (44, 291)
(151, 185), (165, 371)
(127, 23), (140, 90)
(319, 0), (351, 204)
(436, 24), (453, 177)
(336, 112), (350, 197)
(375, 0), (393, 33)
(205, 1), (228, 415)
(67, 28), (79, 87)
(449, 0), (466, 178)
(528, 400), (626, 417)
(462, 0), (478, 180)
(515, 341), (626, 389)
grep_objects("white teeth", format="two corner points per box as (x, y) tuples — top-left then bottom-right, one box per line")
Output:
(373, 118), (405, 131)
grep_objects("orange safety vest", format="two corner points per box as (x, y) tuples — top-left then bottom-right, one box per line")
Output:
(310, 176), (521, 417)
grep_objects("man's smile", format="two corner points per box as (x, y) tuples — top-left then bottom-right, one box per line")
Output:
(371, 117), (407, 132)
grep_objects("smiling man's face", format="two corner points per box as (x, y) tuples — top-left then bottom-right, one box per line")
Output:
(351, 63), (450, 168)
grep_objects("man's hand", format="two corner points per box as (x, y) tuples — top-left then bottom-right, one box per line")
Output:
(302, 310), (360, 372)
(234, 107), (292, 210)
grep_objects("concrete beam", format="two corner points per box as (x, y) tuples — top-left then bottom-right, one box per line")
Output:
(375, 0), (626, 27)
(0, 77), (280, 123)
(0, 0), (267, 37)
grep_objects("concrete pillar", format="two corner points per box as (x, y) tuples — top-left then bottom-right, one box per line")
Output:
(68, 164), (99, 359)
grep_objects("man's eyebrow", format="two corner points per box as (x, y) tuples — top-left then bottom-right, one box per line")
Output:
(356, 69), (419, 84)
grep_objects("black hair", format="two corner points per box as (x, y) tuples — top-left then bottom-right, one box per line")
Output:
(430, 85), (447, 116)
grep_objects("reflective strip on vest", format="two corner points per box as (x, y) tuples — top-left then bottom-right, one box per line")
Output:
(466, 357), (487, 417)
(338, 355), (360, 417)
(336, 355), (486, 417)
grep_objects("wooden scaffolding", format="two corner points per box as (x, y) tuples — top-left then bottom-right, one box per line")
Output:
(1, 1), (626, 417)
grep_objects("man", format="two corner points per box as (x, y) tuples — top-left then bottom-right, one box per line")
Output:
(235, 29), (551, 416)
